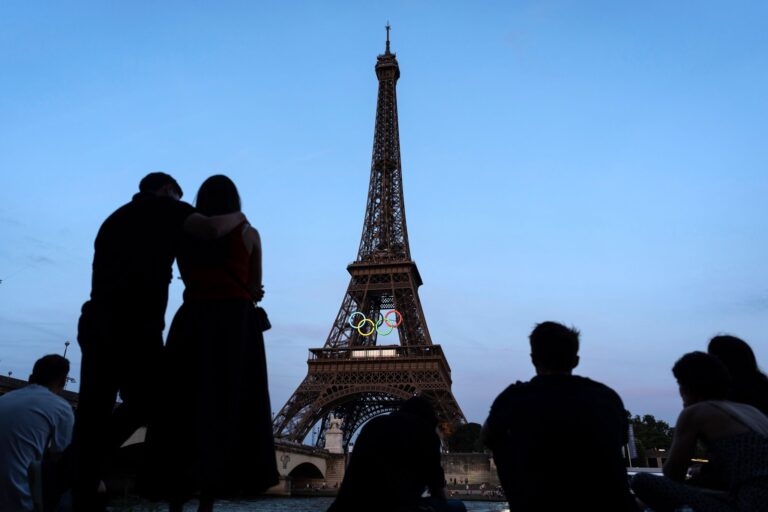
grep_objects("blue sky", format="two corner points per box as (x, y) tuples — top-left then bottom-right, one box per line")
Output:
(1, 1), (767, 427)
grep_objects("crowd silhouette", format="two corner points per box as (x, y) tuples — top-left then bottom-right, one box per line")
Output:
(0, 173), (767, 512)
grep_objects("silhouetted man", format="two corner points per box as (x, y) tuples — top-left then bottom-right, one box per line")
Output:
(482, 322), (636, 511)
(72, 173), (245, 511)
(0, 355), (74, 512)
(328, 397), (465, 512)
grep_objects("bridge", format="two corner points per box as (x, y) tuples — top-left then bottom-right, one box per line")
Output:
(120, 430), (344, 495)
(120, 430), (345, 495)
(270, 440), (345, 495)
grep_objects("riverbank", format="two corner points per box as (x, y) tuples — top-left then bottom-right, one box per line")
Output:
(107, 496), (511, 511)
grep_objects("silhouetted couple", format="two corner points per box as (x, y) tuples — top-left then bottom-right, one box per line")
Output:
(72, 173), (278, 512)
(632, 338), (768, 511)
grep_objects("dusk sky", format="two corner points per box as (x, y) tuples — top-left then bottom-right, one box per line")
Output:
(1, 1), (767, 429)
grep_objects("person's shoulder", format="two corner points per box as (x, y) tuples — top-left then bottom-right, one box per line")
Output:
(0, 385), (26, 407)
(574, 375), (622, 396)
(690, 400), (748, 420)
(98, 199), (135, 228)
(54, 397), (75, 422)
(244, 223), (260, 237)
(242, 223), (260, 244)
(21, 385), (72, 411)
(675, 402), (710, 428)
(489, 380), (532, 410)
(36, 387), (73, 410)
(50, 391), (73, 410)
(154, 197), (194, 215)
(0, 385), (55, 409)
(498, 379), (532, 395)
(571, 376), (627, 411)
(36, 392), (75, 427)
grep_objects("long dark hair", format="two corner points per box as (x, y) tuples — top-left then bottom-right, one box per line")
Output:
(708, 335), (761, 375)
(708, 335), (768, 413)
(195, 175), (241, 216)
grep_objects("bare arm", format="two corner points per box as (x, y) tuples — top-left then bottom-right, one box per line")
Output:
(242, 224), (263, 302)
(429, 487), (448, 501)
(663, 406), (699, 481)
(183, 211), (246, 240)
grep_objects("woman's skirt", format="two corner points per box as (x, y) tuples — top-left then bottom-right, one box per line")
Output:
(142, 299), (279, 502)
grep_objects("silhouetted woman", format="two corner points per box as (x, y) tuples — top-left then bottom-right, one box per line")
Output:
(631, 352), (768, 511)
(708, 335), (768, 416)
(144, 175), (278, 512)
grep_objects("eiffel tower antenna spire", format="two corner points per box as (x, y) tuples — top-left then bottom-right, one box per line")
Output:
(385, 21), (391, 54)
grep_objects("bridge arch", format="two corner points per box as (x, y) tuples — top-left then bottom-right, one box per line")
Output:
(289, 462), (325, 479)
(276, 449), (328, 478)
(308, 387), (415, 449)
(275, 384), (417, 448)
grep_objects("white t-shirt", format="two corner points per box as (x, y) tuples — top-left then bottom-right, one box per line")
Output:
(0, 384), (74, 512)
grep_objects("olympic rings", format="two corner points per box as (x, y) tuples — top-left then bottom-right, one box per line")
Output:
(376, 320), (394, 336)
(384, 310), (402, 328)
(348, 311), (366, 329)
(358, 318), (375, 336)
(348, 310), (402, 336)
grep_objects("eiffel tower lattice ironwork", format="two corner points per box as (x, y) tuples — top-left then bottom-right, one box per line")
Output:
(273, 27), (465, 450)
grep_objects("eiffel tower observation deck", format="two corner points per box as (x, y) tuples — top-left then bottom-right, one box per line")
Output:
(273, 26), (466, 450)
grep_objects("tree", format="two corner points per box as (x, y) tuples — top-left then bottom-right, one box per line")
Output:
(626, 411), (673, 466)
(447, 422), (484, 452)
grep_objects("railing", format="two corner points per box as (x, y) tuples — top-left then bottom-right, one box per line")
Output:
(309, 345), (444, 361)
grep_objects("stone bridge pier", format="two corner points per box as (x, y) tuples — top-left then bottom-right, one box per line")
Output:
(268, 440), (346, 495)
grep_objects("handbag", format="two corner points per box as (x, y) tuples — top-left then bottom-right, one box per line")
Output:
(252, 305), (271, 332)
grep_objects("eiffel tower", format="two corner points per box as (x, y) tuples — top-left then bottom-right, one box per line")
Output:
(273, 26), (465, 449)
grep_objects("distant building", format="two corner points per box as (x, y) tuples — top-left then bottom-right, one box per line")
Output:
(645, 448), (668, 468)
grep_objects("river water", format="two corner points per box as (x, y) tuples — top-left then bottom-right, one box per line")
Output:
(110, 497), (510, 511)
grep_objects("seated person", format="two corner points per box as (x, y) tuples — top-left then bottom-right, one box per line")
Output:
(482, 321), (636, 511)
(327, 396), (465, 512)
(0, 355), (74, 512)
(631, 351), (768, 512)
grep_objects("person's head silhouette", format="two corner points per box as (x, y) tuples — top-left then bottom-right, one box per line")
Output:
(139, 172), (183, 200)
(195, 175), (241, 216)
(28, 354), (70, 395)
(707, 334), (768, 413)
(672, 351), (730, 407)
(398, 396), (438, 429)
(708, 335), (762, 378)
(529, 321), (580, 375)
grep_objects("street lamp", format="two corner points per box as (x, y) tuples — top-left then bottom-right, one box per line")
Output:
(63, 341), (71, 358)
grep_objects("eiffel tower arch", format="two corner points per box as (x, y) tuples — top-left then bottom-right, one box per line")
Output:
(273, 27), (465, 450)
